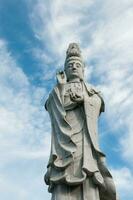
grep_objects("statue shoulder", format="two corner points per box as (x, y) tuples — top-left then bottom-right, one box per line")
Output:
(84, 82), (105, 113)
(84, 82), (100, 94)
(44, 84), (61, 111)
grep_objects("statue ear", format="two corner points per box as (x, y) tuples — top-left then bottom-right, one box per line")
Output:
(79, 67), (84, 81)
(82, 67), (84, 74)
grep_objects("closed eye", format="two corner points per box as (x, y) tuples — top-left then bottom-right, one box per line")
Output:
(76, 63), (81, 68)
(68, 64), (73, 68)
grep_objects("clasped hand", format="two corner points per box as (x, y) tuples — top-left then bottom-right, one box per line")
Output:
(69, 89), (83, 103)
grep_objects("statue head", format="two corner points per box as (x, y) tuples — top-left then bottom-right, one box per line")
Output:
(64, 43), (85, 81)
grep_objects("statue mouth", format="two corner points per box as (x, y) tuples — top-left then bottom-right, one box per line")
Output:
(71, 70), (78, 74)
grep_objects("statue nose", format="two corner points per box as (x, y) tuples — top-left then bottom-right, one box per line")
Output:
(72, 63), (77, 70)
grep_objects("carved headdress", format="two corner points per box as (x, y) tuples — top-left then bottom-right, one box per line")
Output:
(64, 43), (84, 67)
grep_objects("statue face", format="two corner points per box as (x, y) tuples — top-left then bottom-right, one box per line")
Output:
(65, 59), (84, 81)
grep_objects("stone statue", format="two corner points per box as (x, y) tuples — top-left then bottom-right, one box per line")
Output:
(44, 43), (118, 200)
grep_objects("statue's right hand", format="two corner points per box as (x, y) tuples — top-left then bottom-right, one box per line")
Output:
(56, 70), (67, 84)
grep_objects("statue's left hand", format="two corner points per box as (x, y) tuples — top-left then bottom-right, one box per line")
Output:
(69, 89), (83, 103)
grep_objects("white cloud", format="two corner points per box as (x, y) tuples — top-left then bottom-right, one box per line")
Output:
(0, 167), (51, 200)
(29, 0), (94, 64)
(0, 38), (51, 164)
(0, 38), (52, 200)
(111, 167), (133, 200)
(120, 120), (133, 162)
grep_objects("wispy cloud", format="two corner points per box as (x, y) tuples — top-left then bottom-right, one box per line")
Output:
(0, 38), (51, 164)
(29, 0), (94, 64)
(0, 163), (51, 200)
(111, 167), (133, 200)
(0, 37), (52, 199)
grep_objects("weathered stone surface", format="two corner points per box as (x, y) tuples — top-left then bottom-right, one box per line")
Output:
(44, 43), (118, 200)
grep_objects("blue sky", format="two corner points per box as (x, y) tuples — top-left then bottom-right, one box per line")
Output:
(0, 0), (133, 200)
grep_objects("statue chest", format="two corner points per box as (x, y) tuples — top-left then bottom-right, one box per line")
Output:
(64, 82), (83, 97)
(64, 82), (85, 133)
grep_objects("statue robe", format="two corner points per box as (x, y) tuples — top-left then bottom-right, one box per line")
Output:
(44, 81), (117, 200)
